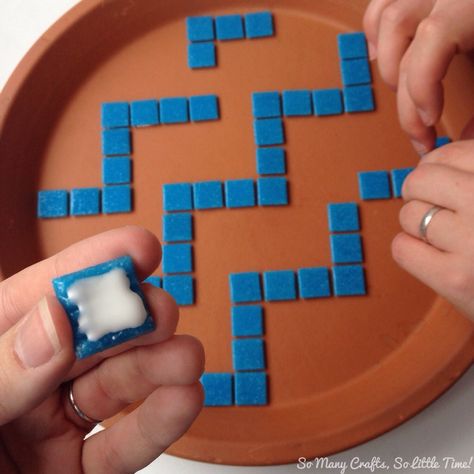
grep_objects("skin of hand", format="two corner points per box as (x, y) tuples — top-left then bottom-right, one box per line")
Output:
(363, 0), (474, 154)
(0, 226), (205, 474)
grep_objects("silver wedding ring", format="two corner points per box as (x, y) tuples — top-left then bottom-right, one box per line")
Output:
(419, 206), (443, 243)
(67, 381), (101, 424)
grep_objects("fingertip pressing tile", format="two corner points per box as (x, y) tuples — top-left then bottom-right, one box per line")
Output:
(144, 276), (162, 288)
(435, 136), (452, 148)
(332, 264), (366, 296)
(101, 102), (130, 129)
(160, 97), (189, 124)
(229, 272), (262, 303)
(256, 147), (286, 175)
(225, 179), (256, 208)
(163, 213), (193, 242)
(162, 243), (193, 274)
(231, 305), (264, 337)
(340, 58), (372, 86)
(257, 177), (288, 206)
(193, 180), (224, 210)
(189, 95), (219, 122)
(337, 32), (368, 60)
(201, 373), (233, 406)
(102, 156), (132, 185)
(253, 118), (285, 146)
(186, 16), (215, 42)
(263, 270), (296, 301)
(188, 42), (217, 69)
(234, 371), (268, 405)
(102, 128), (132, 156)
(71, 188), (100, 216)
(216, 14), (244, 40)
(327, 202), (360, 232)
(252, 91), (281, 118)
(330, 233), (363, 264)
(245, 11), (274, 39)
(313, 89), (343, 116)
(282, 90), (312, 116)
(37, 190), (69, 218)
(297, 267), (331, 299)
(391, 168), (414, 198)
(163, 183), (193, 212)
(102, 185), (132, 214)
(130, 99), (159, 127)
(232, 338), (265, 371)
(343, 85), (375, 113)
(162, 275), (195, 305)
(358, 170), (391, 200)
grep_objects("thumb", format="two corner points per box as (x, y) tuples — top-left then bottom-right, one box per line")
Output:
(0, 296), (74, 425)
(460, 115), (474, 140)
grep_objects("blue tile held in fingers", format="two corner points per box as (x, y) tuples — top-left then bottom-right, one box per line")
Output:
(235, 371), (267, 405)
(330, 233), (363, 264)
(313, 89), (343, 116)
(245, 11), (274, 39)
(163, 275), (194, 306)
(391, 168), (414, 198)
(102, 156), (132, 185)
(163, 183), (193, 212)
(337, 32), (368, 60)
(358, 171), (391, 200)
(37, 190), (68, 218)
(253, 118), (285, 146)
(252, 91), (281, 118)
(162, 243), (193, 274)
(193, 180), (224, 210)
(189, 95), (219, 122)
(201, 373), (233, 407)
(231, 305), (264, 337)
(130, 99), (159, 127)
(53, 255), (154, 359)
(327, 202), (360, 232)
(225, 179), (256, 208)
(263, 270), (296, 301)
(232, 338), (265, 371)
(229, 272), (262, 303)
(101, 102), (130, 129)
(216, 14), (244, 41)
(188, 42), (216, 69)
(332, 264), (366, 297)
(435, 136), (451, 148)
(297, 267), (331, 299)
(256, 147), (286, 175)
(343, 85), (375, 113)
(102, 185), (132, 214)
(163, 213), (193, 243)
(282, 90), (312, 116)
(257, 177), (288, 206)
(186, 16), (215, 42)
(341, 58), (372, 87)
(102, 128), (131, 156)
(144, 276), (162, 288)
(160, 97), (189, 124)
(70, 188), (100, 216)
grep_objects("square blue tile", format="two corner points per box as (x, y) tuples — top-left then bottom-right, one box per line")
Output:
(231, 305), (264, 337)
(245, 11), (274, 39)
(435, 136), (451, 148)
(229, 272), (262, 303)
(252, 91), (281, 118)
(101, 128), (131, 156)
(282, 90), (312, 116)
(298, 267), (331, 299)
(162, 243), (193, 274)
(189, 95), (219, 122)
(257, 177), (288, 206)
(263, 270), (296, 301)
(234, 371), (267, 405)
(130, 99), (159, 127)
(391, 168), (414, 198)
(343, 85), (375, 113)
(256, 147), (286, 175)
(37, 189), (68, 218)
(201, 373), (233, 406)
(358, 171), (391, 200)
(330, 233), (363, 264)
(313, 89), (343, 116)
(232, 338), (265, 371)
(163, 275), (194, 306)
(194, 180), (224, 210)
(341, 58), (372, 86)
(216, 14), (244, 40)
(160, 97), (189, 124)
(225, 179), (256, 208)
(163, 213), (193, 243)
(53, 255), (154, 359)
(102, 156), (132, 185)
(337, 32), (368, 60)
(327, 202), (360, 232)
(163, 183), (193, 212)
(71, 188), (100, 216)
(186, 16), (215, 42)
(188, 42), (216, 69)
(144, 276), (162, 288)
(102, 185), (132, 214)
(332, 265), (366, 296)
(253, 118), (285, 146)
(101, 102), (130, 129)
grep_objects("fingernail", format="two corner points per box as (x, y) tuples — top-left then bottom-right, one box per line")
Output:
(14, 298), (60, 368)
(368, 42), (377, 61)
(417, 108), (435, 127)
(410, 139), (428, 156)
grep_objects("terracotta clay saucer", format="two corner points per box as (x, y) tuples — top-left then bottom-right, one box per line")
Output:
(0, 0), (473, 466)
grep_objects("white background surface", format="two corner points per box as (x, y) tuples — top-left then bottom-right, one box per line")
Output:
(0, 1), (472, 473)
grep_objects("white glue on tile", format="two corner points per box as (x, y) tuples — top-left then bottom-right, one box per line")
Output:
(67, 268), (147, 341)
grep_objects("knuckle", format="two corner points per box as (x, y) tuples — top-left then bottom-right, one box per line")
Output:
(175, 335), (205, 382)
(417, 16), (446, 40)
(381, 3), (410, 29)
(446, 267), (472, 298)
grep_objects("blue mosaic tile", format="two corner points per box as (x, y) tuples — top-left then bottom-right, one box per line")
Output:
(37, 190), (69, 218)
